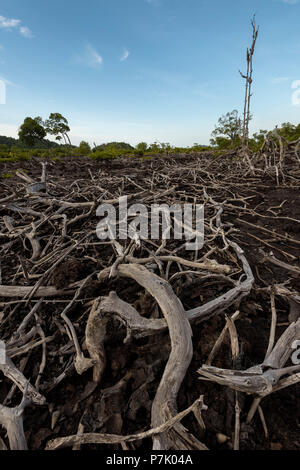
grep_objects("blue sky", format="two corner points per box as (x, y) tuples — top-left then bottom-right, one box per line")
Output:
(0, 0), (300, 146)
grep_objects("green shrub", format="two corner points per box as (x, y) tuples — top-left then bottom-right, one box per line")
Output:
(135, 142), (148, 154)
(92, 142), (134, 153)
(89, 150), (118, 160)
(51, 156), (62, 163)
(77, 141), (91, 156)
(18, 153), (30, 161)
(189, 145), (210, 152)
(1, 172), (14, 178)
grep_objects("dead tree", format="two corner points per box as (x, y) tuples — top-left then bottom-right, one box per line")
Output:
(239, 16), (259, 146)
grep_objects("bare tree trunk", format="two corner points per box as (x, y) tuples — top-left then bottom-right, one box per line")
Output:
(241, 52), (250, 141)
(65, 133), (72, 147)
(239, 16), (259, 147)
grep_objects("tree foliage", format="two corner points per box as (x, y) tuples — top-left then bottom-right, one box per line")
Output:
(211, 110), (242, 147)
(93, 142), (134, 153)
(18, 117), (47, 148)
(0, 134), (59, 149)
(78, 141), (91, 155)
(251, 123), (300, 150)
(277, 122), (300, 141)
(44, 113), (72, 146)
(135, 142), (148, 154)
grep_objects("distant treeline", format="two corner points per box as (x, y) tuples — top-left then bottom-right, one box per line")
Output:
(0, 137), (210, 164)
(1, 118), (299, 166)
(0, 135), (60, 150)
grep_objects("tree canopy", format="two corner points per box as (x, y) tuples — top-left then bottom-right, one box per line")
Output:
(44, 113), (72, 146)
(210, 110), (242, 147)
(18, 117), (47, 148)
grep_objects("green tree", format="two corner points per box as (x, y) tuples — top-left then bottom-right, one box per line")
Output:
(135, 142), (148, 154)
(211, 136), (233, 150)
(210, 110), (242, 147)
(93, 142), (134, 153)
(159, 142), (171, 152)
(44, 113), (72, 146)
(278, 122), (300, 141)
(148, 142), (162, 153)
(251, 123), (300, 149)
(252, 129), (269, 146)
(18, 117), (47, 147)
(78, 141), (91, 155)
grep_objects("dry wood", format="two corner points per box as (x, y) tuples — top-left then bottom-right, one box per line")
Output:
(45, 396), (208, 450)
(0, 384), (31, 450)
(0, 141), (299, 450)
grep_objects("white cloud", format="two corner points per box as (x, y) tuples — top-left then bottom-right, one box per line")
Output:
(0, 15), (33, 38)
(291, 80), (300, 106)
(0, 15), (20, 29)
(75, 44), (103, 68)
(19, 26), (33, 38)
(282, 0), (299, 4)
(120, 48), (130, 62)
(86, 44), (103, 66)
